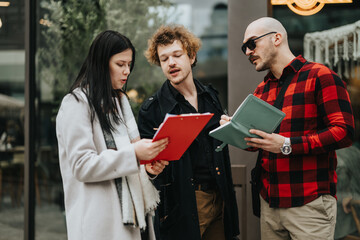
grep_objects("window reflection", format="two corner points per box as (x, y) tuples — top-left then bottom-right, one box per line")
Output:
(0, 74), (25, 240)
(195, 2), (228, 107)
(0, 0), (25, 238)
(335, 145), (360, 239)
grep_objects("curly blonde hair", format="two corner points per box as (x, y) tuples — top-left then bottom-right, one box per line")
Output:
(145, 25), (202, 67)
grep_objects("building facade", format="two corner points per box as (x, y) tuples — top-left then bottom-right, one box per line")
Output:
(0, 0), (359, 239)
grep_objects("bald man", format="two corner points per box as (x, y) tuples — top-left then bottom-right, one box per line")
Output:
(221, 17), (354, 240)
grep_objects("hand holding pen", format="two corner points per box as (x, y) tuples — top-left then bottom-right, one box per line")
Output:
(220, 109), (232, 126)
(216, 109), (231, 152)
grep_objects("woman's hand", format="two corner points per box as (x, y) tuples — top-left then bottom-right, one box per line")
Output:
(220, 114), (232, 126)
(133, 138), (168, 161)
(145, 160), (169, 176)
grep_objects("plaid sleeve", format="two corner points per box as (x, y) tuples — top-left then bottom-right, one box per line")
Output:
(291, 66), (354, 154)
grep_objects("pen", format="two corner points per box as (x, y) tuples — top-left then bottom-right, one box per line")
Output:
(215, 142), (227, 152)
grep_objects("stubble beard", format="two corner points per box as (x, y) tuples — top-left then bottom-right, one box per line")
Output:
(256, 61), (270, 72)
(256, 51), (276, 72)
(249, 55), (269, 72)
(169, 69), (191, 86)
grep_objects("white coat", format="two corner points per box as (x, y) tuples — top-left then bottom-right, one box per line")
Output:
(56, 90), (155, 240)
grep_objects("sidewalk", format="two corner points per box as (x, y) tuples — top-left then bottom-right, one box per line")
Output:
(0, 201), (67, 240)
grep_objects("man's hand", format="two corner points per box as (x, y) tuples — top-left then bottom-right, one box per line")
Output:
(220, 114), (232, 126)
(244, 129), (285, 153)
(145, 160), (169, 176)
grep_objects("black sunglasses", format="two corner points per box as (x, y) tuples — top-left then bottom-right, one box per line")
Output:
(241, 31), (277, 54)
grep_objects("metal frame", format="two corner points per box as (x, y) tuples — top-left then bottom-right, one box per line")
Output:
(24, 0), (36, 239)
(232, 164), (247, 240)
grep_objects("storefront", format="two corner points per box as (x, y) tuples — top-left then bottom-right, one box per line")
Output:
(0, 0), (359, 239)
(229, 1), (360, 239)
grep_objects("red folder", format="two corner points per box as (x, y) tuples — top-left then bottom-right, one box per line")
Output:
(140, 113), (214, 164)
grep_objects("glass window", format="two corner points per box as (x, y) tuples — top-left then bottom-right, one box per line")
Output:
(0, 0), (25, 239)
(193, 1), (228, 108)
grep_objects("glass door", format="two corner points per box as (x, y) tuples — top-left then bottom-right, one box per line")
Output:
(0, 0), (25, 239)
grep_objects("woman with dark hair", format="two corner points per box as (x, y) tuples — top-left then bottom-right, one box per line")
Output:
(56, 30), (168, 240)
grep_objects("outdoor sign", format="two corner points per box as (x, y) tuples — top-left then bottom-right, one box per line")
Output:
(271, 0), (353, 16)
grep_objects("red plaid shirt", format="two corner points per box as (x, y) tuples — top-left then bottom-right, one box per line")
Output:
(253, 55), (354, 208)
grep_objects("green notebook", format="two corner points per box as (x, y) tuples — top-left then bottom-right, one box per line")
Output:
(209, 94), (285, 150)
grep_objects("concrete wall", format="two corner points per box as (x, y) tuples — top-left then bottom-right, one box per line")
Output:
(228, 0), (268, 239)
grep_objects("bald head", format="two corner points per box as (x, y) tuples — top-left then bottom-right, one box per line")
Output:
(243, 17), (295, 78)
(244, 17), (288, 44)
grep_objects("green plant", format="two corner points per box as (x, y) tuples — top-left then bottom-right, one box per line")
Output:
(38, 0), (172, 100)
(37, 0), (174, 119)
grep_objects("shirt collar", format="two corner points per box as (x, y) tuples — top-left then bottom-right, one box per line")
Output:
(167, 80), (184, 101)
(158, 79), (213, 115)
(167, 78), (206, 101)
(264, 55), (307, 82)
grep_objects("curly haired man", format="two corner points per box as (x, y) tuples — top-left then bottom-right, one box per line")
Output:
(138, 25), (240, 240)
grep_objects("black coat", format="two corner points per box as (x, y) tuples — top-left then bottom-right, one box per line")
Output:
(138, 79), (239, 240)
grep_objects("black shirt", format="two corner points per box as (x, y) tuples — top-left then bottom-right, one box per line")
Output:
(167, 80), (218, 184)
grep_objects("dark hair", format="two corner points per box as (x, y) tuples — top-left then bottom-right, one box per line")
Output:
(69, 30), (136, 134)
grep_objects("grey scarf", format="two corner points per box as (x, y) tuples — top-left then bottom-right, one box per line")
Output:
(102, 94), (159, 230)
